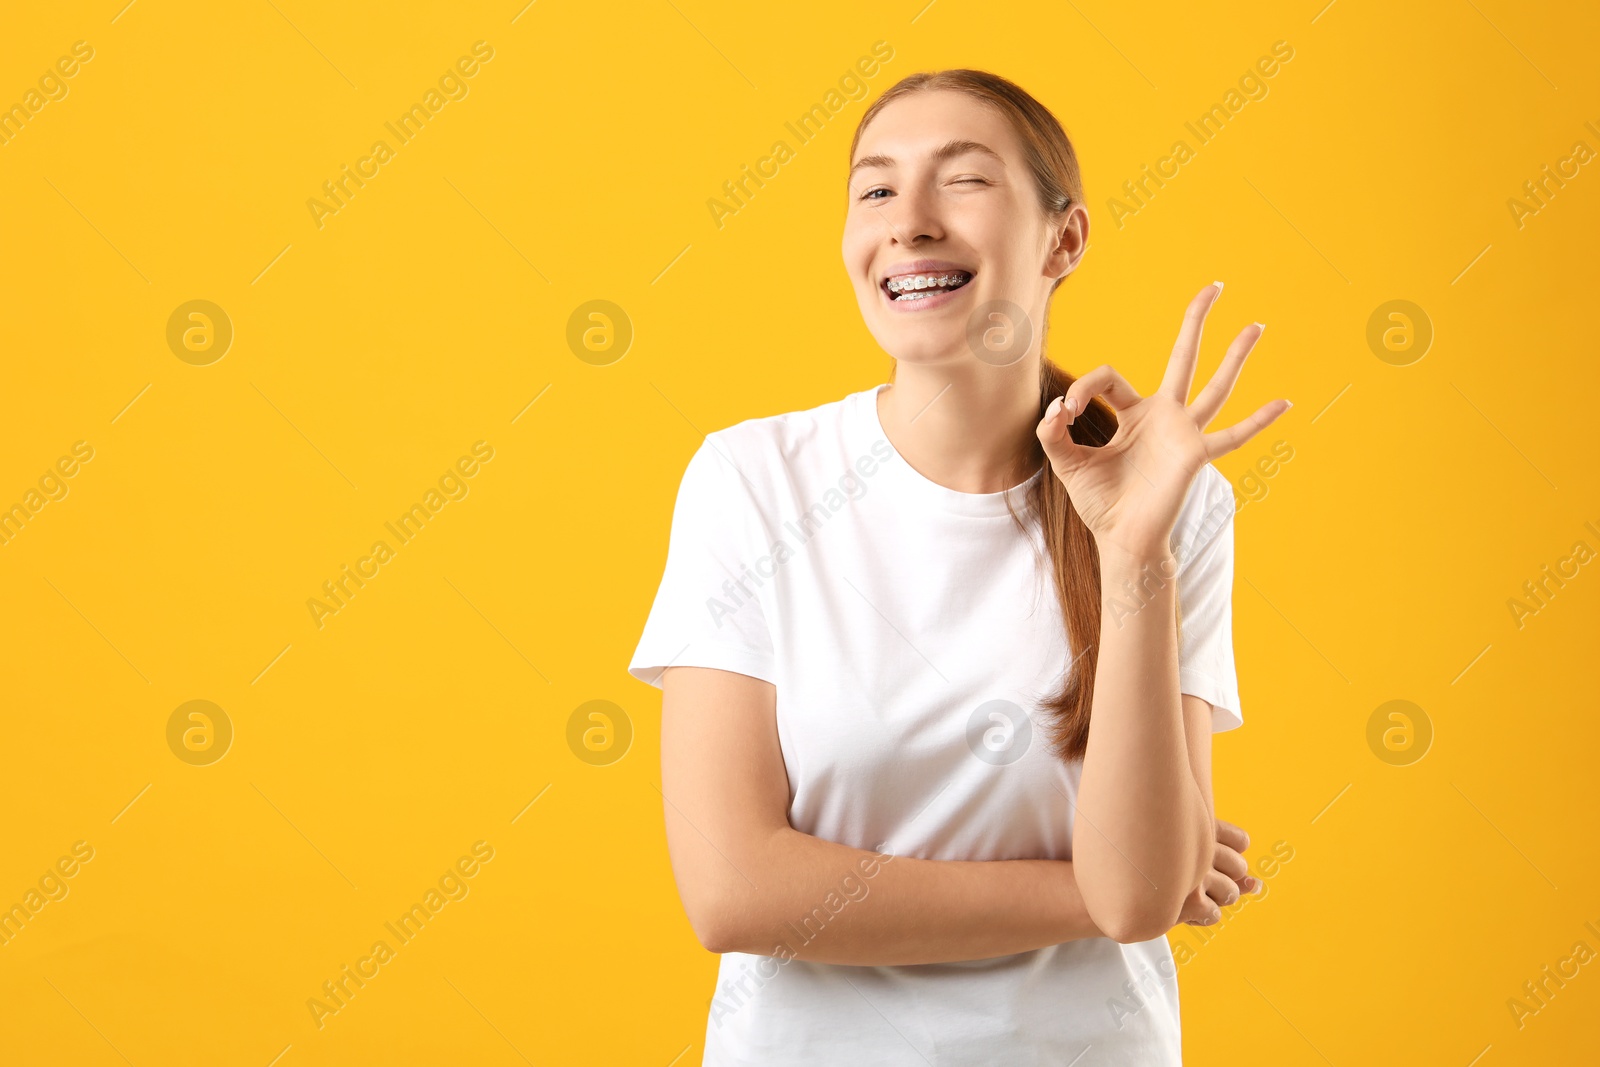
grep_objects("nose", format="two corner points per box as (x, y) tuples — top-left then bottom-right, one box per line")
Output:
(885, 181), (944, 246)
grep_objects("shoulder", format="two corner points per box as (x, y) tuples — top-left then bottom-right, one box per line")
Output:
(693, 389), (862, 496)
(705, 389), (855, 460)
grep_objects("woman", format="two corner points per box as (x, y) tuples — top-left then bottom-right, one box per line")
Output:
(629, 69), (1290, 1065)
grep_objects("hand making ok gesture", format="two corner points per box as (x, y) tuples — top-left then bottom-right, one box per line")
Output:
(1035, 282), (1291, 561)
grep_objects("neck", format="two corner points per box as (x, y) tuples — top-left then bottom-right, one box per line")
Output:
(876, 361), (1045, 496)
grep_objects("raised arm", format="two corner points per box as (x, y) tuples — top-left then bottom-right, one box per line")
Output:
(1071, 546), (1217, 942)
(660, 665), (1103, 965)
(1034, 282), (1290, 942)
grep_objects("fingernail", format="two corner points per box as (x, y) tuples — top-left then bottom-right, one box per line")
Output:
(1253, 321), (1266, 331)
(1045, 396), (1064, 420)
(1212, 280), (1224, 293)
(1065, 396), (1079, 418)
(1283, 400), (1293, 409)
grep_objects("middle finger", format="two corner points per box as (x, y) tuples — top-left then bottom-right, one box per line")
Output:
(1188, 322), (1266, 430)
(1213, 845), (1250, 885)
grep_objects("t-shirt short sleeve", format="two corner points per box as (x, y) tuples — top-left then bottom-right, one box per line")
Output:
(1170, 464), (1244, 732)
(628, 438), (778, 689)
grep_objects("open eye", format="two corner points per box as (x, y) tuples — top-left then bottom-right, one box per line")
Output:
(857, 187), (891, 202)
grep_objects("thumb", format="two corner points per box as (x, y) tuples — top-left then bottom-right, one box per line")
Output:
(1036, 394), (1082, 473)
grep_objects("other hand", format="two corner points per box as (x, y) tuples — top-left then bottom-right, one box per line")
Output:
(1177, 817), (1264, 927)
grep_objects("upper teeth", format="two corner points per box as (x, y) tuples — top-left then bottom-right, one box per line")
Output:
(887, 272), (971, 294)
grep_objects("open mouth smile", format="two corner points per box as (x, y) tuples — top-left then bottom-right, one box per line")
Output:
(880, 270), (975, 310)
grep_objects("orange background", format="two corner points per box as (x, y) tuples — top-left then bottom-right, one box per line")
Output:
(1, 0), (1597, 1063)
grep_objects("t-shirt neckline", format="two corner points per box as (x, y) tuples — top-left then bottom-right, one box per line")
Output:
(849, 383), (1044, 518)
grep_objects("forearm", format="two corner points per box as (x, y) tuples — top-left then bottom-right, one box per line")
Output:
(710, 826), (1102, 965)
(1073, 546), (1213, 940)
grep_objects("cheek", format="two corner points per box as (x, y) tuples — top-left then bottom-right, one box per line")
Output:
(964, 198), (1040, 266)
(975, 242), (1039, 297)
(841, 217), (873, 263)
(841, 228), (878, 292)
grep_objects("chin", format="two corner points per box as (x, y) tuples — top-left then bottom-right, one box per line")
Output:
(871, 330), (968, 366)
(857, 282), (1010, 367)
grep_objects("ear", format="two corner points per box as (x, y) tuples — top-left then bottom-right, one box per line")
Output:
(1044, 202), (1090, 283)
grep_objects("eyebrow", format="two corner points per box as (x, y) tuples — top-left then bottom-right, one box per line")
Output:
(848, 139), (1007, 179)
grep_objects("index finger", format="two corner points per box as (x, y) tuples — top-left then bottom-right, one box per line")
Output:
(1156, 282), (1224, 402)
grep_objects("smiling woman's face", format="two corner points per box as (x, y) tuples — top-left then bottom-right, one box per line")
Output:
(843, 89), (1071, 367)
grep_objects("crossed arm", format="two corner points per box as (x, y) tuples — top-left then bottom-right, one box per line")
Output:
(658, 634), (1222, 966)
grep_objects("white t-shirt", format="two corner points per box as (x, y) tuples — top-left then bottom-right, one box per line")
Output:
(629, 383), (1243, 1066)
